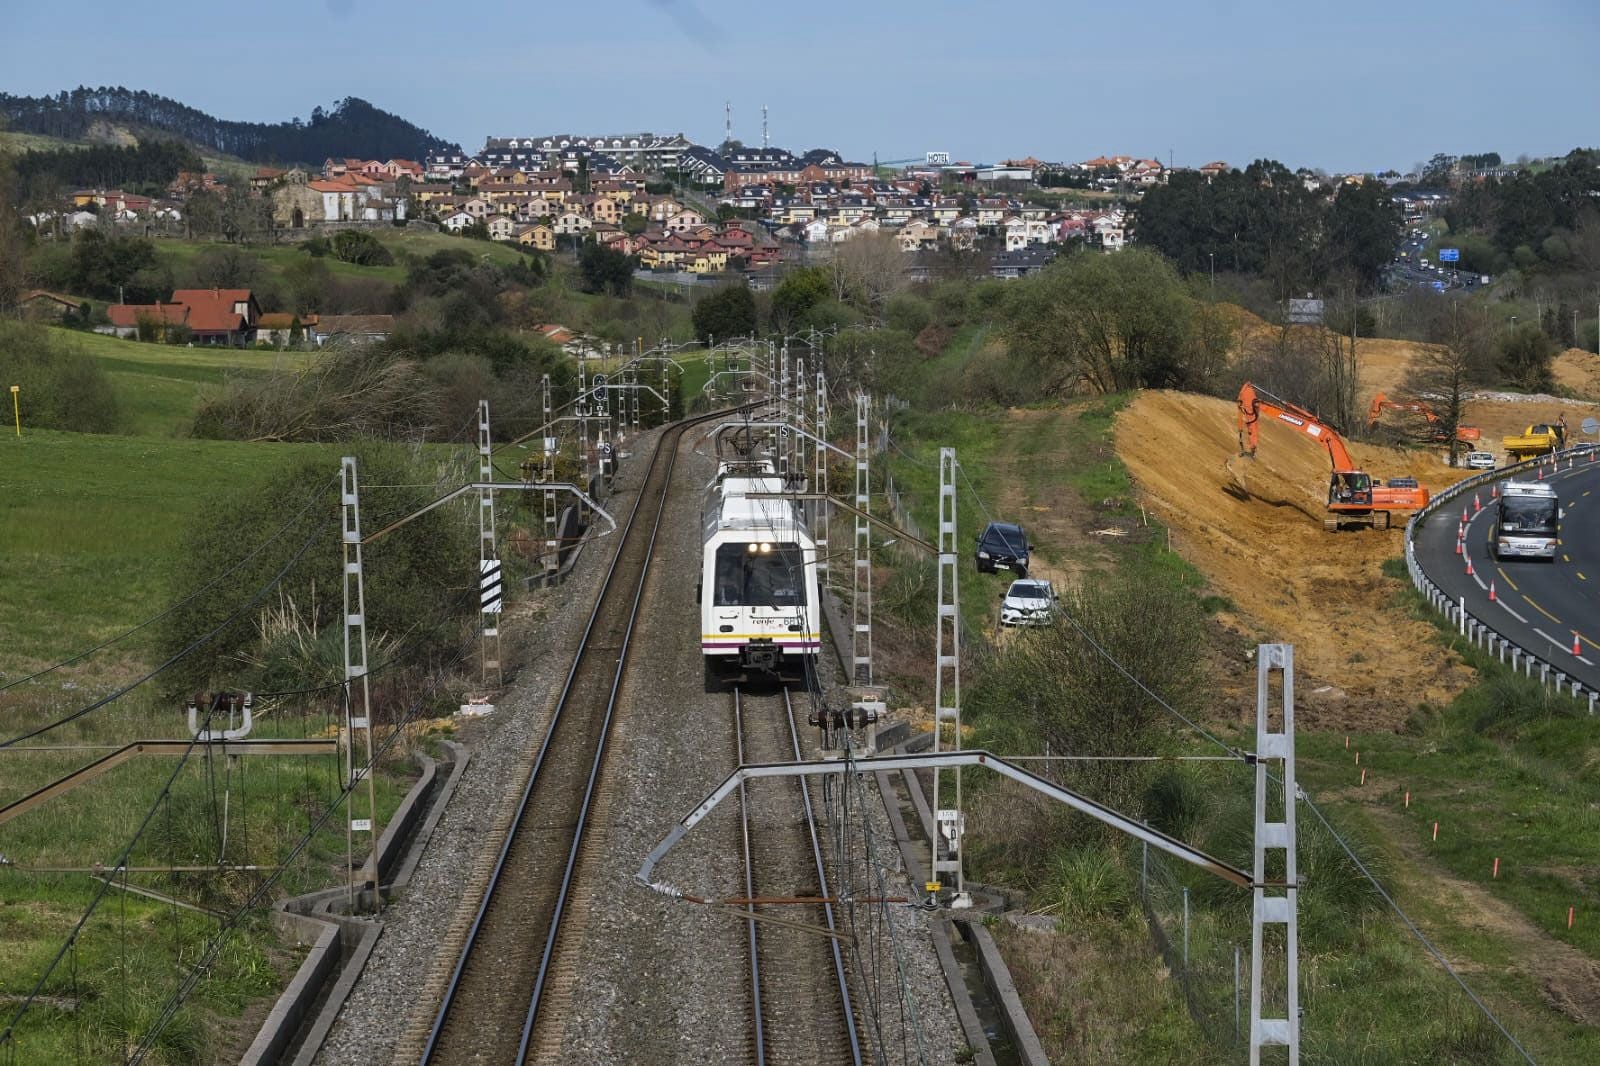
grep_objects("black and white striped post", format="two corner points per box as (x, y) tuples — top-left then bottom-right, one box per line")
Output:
(478, 401), (502, 688)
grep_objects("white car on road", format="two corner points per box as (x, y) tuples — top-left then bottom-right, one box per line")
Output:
(1000, 578), (1057, 627)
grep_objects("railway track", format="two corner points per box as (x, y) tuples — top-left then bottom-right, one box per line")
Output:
(418, 418), (695, 1066)
(733, 684), (863, 1065)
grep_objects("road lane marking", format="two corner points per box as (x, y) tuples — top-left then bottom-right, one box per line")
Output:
(1524, 596), (1563, 625)
(1498, 567), (1519, 592)
(1564, 554), (1572, 563)
(1500, 603), (1529, 623)
(1580, 572), (1588, 581)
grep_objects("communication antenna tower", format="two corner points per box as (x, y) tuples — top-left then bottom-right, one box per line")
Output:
(725, 100), (732, 147)
(762, 104), (769, 148)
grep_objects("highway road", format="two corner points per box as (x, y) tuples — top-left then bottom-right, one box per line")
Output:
(1415, 453), (1600, 691)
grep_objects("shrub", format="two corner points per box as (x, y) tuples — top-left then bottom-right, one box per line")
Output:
(192, 345), (439, 442)
(156, 443), (474, 694)
(0, 319), (121, 432)
(330, 229), (395, 267)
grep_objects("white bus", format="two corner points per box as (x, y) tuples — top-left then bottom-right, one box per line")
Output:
(1493, 482), (1559, 561)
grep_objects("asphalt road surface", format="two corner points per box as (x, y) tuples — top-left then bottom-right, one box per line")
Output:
(1414, 454), (1600, 691)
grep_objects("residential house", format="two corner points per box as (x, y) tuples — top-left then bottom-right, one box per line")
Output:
(664, 208), (705, 233)
(516, 223), (556, 251)
(100, 302), (189, 340)
(553, 211), (593, 236)
(1003, 216), (1029, 251)
(990, 246), (1058, 280)
(897, 219), (938, 252)
(255, 312), (303, 346)
(1093, 214), (1126, 250)
(18, 290), (81, 323)
(801, 218), (831, 244)
(441, 210), (477, 232)
(485, 214), (516, 241)
(313, 315), (395, 347)
(172, 288), (261, 345)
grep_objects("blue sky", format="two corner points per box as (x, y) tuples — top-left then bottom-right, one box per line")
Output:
(3, 0), (1597, 172)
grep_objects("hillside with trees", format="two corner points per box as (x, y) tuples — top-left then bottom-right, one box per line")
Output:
(0, 88), (459, 165)
(1132, 160), (1403, 297)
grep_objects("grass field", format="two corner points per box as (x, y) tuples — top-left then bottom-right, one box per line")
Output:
(48, 327), (308, 436)
(0, 429), (320, 668)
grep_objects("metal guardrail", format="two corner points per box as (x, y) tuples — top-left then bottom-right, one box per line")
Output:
(1403, 445), (1600, 713)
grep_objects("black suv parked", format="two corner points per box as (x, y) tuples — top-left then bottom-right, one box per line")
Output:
(975, 521), (1030, 575)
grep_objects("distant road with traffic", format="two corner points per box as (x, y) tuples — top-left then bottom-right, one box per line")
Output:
(1414, 454), (1600, 692)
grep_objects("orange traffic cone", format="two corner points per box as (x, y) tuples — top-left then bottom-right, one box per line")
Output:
(1474, 495), (1482, 513)
(1466, 555), (1474, 576)
(1455, 536), (1463, 555)
(1489, 581), (1496, 601)
(1538, 468), (1545, 480)
(1461, 506), (1469, 523)
(1492, 483), (1499, 498)
(1574, 632), (1583, 656)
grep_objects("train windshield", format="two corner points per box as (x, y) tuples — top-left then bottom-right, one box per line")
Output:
(714, 543), (807, 607)
(1498, 497), (1557, 535)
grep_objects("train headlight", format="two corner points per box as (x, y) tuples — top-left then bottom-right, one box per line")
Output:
(760, 542), (772, 554)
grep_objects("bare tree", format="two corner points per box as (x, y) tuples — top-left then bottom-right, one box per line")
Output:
(828, 231), (907, 315)
(1405, 301), (1492, 466)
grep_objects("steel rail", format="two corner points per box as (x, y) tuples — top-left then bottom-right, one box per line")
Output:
(734, 687), (768, 1064)
(516, 409), (691, 1060)
(420, 411), (709, 1064)
(782, 686), (863, 1066)
(733, 684), (862, 1065)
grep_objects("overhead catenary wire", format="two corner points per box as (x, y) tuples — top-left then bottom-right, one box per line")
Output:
(126, 611), (488, 1063)
(0, 692), (232, 1048)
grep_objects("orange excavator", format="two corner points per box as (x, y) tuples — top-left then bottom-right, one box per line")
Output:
(1238, 383), (1430, 531)
(1366, 392), (1481, 443)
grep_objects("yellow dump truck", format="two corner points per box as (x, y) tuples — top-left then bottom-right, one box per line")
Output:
(1502, 423), (1563, 461)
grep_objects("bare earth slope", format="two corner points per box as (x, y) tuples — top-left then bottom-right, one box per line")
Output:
(1115, 390), (1474, 728)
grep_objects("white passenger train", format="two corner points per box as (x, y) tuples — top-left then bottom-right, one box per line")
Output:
(699, 458), (821, 687)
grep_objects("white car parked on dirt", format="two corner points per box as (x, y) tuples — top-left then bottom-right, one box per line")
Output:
(1465, 451), (1497, 470)
(1000, 578), (1057, 627)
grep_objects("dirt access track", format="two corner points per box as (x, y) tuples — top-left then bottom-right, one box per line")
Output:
(1115, 390), (1477, 730)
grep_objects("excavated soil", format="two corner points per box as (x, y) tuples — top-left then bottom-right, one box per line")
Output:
(1462, 392), (1600, 448)
(1115, 390), (1477, 729)
(1554, 348), (1600, 401)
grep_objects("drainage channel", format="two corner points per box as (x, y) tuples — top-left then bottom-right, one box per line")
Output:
(877, 746), (1029, 1066)
(946, 919), (1022, 1065)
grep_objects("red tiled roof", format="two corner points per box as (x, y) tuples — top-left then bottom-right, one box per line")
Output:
(171, 289), (252, 333)
(257, 313), (297, 329)
(107, 303), (188, 328)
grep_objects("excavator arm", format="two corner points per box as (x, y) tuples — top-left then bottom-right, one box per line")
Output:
(1367, 392), (1480, 442)
(1238, 383), (1359, 472)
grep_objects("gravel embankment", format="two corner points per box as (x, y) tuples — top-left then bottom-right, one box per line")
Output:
(315, 422), (965, 1064)
(313, 427), (661, 1066)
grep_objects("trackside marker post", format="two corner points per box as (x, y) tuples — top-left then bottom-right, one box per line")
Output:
(1432, 822), (1439, 842)
(1405, 791), (1411, 808)
(1570, 907), (1576, 930)
(1360, 768), (1367, 785)
(1493, 857), (1499, 879)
